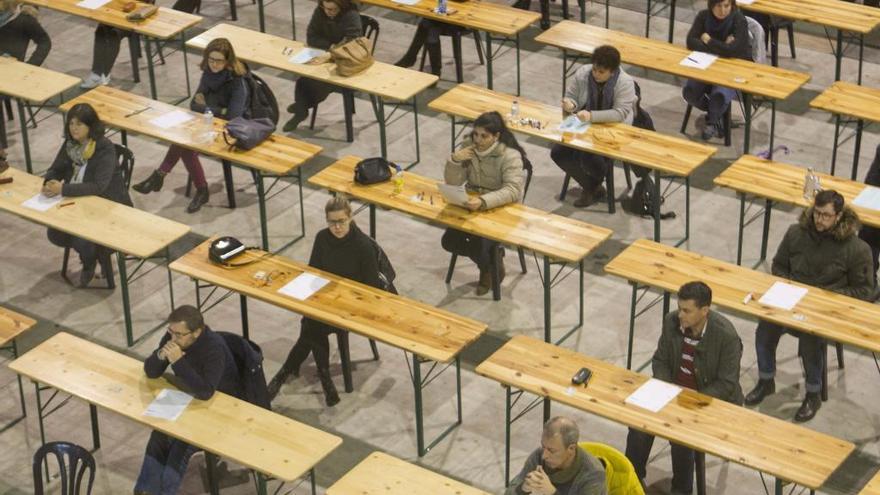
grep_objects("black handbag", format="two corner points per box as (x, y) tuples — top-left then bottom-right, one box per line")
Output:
(354, 157), (393, 185)
(223, 117), (275, 151)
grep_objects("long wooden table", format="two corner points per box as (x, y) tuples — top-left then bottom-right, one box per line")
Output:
(0, 307), (36, 432)
(810, 81), (880, 180)
(863, 470), (880, 495)
(0, 166), (190, 346)
(309, 155), (612, 345)
(428, 83), (716, 243)
(10, 332), (342, 495)
(327, 451), (491, 495)
(60, 86), (322, 252)
(535, 21), (811, 155)
(0, 57), (80, 174)
(357, 0), (539, 94)
(714, 154), (880, 265)
(170, 239), (487, 457)
(186, 23), (437, 165)
(22, 0), (202, 100)
(476, 335), (855, 494)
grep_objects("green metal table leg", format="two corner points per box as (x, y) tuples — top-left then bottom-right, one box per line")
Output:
(310, 468), (316, 495)
(769, 99), (776, 159)
(89, 404), (100, 450)
(775, 478), (783, 495)
(182, 31), (192, 99)
(834, 29), (843, 81)
(258, 0), (266, 32)
(377, 97), (387, 159)
(653, 169), (661, 242)
(645, 0), (652, 37)
(145, 37), (158, 100)
(450, 115), (457, 152)
(759, 200), (772, 264)
(504, 386), (512, 486)
(667, 0), (676, 43)
(830, 116), (842, 176)
(515, 34), (521, 96)
(240, 295), (249, 340)
(578, 259), (584, 329)
(736, 194), (745, 265)
(256, 472), (267, 495)
(35, 381), (48, 481)
(851, 119), (864, 180)
(118, 252), (134, 347)
(486, 33), (494, 90)
(0, 339), (26, 433)
(254, 171), (269, 250)
(16, 99), (32, 174)
(291, 0), (297, 40)
(858, 34), (864, 84)
(543, 255), (551, 343)
(743, 93), (752, 155)
(413, 354), (425, 456)
(627, 283), (637, 369)
(205, 452), (220, 495)
(165, 247), (175, 311)
(298, 168), (306, 241)
(413, 95), (421, 167)
(369, 204), (376, 239)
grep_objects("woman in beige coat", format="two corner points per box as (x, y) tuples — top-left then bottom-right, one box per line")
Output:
(442, 111), (526, 296)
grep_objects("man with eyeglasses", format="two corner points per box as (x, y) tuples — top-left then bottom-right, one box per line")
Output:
(134, 305), (240, 495)
(744, 189), (875, 422)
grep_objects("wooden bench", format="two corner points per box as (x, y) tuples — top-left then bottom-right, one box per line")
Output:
(60, 86), (322, 252)
(0, 57), (80, 173)
(810, 81), (880, 179)
(0, 306), (36, 432)
(476, 334), (855, 492)
(0, 166), (190, 346)
(169, 239), (488, 456)
(9, 332), (341, 495)
(535, 21), (811, 155)
(428, 82), (717, 243)
(186, 23), (437, 165)
(309, 155), (612, 345)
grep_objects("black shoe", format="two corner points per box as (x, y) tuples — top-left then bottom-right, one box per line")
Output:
(133, 170), (164, 194)
(744, 379), (775, 406)
(701, 121), (721, 141)
(286, 102), (297, 113)
(573, 185), (606, 208)
(282, 112), (308, 133)
(317, 367), (340, 407)
(186, 186), (209, 213)
(394, 54), (417, 68)
(794, 392), (821, 422)
(266, 363), (300, 400)
(79, 267), (96, 288)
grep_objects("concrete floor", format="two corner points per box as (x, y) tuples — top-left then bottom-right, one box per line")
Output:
(2, 0), (880, 493)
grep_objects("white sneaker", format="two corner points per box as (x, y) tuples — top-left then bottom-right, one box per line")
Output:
(100, 73), (111, 86)
(80, 72), (103, 89)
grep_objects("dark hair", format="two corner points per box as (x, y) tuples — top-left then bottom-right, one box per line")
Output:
(320, 0), (352, 12)
(471, 111), (528, 161)
(592, 45), (621, 72)
(814, 189), (844, 213)
(167, 305), (205, 332)
(679, 281), (712, 308)
(200, 38), (247, 76)
(65, 103), (104, 141)
(708, 0), (736, 9)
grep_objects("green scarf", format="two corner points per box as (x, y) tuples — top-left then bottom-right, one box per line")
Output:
(65, 139), (96, 183)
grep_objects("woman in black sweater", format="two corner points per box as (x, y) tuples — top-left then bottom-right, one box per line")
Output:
(682, 0), (750, 141)
(0, 1), (50, 66)
(43, 103), (132, 288)
(268, 195), (381, 406)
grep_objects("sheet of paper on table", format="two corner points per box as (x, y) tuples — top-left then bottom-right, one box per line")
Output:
(558, 115), (590, 133)
(149, 110), (195, 129)
(143, 389), (193, 421)
(680, 51), (718, 70)
(76, 0), (112, 9)
(21, 193), (62, 212)
(758, 281), (808, 311)
(625, 378), (682, 413)
(853, 186), (880, 211)
(289, 48), (327, 64)
(277, 272), (330, 300)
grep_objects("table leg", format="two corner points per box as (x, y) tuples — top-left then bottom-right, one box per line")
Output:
(736, 194), (745, 266)
(504, 386), (512, 486)
(0, 340), (26, 433)
(834, 29), (843, 81)
(667, 0), (676, 43)
(653, 169), (661, 242)
(759, 200), (772, 264)
(35, 381), (48, 481)
(695, 452), (706, 495)
(255, 472), (267, 495)
(775, 478), (783, 495)
(413, 354), (425, 456)
(486, 33), (494, 90)
(411, 354), (462, 457)
(543, 255), (551, 343)
(89, 404), (100, 451)
(182, 31), (192, 99)
(662, 291), (670, 316)
(831, 116), (842, 176)
(645, 0), (652, 37)
(851, 119), (863, 181)
(290, 0), (297, 39)
(743, 93), (752, 155)
(16, 98), (32, 174)
(297, 168), (306, 241)
(627, 283), (638, 370)
(258, 0), (265, 32)
(681, 176), (690, 247)
(604, 0), (609, 27)
(310, 468), (316, 495)
(578, 259), (584, 330)
(769, 99), (776, 159)
(369, 204), (376, 239)
(516, 34), (522, 97)
(412, 96), (421, 167)
(771, 25), (779, 67)
(145, 38), (158, 101)
(118, 252), (135, 347)
(240, 295), (249, 340)
(205, 452), (220, 495)
(858, 34), (864, 84)
(254, 171), (269, 250)
(166, 247), (175, 312)
(376, 97), (387, 159)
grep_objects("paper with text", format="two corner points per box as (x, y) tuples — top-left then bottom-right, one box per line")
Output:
(22, 193), (62, 212)
(278, 272), (330, 300)
(289, 48), (327, 64)
(853, 186), (880, 211)
(680, 51), (718, 70)
(625, 379), (682, 413)
(558, 115), (590, 134)
(438, 183), (470, 207)
(76, 0), (112, 9)
(759, 281), (808, 311)
(149, 110), (194, 129)
(143, 389), (193, 421)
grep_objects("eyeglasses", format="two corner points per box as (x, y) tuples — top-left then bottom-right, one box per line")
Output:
(327, 218), (350, 227)
(813, 209), (838, 220)
(167, 327), (192, 338)
(207, 56), (227, 64)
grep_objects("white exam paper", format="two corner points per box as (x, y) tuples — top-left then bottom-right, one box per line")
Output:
(625, 379), (682, 413)
(149, 110), (194, 129)
(558, 115), (590, 134)
(143, 389), (193, 421)
(277, 272), (330, 300)
(680, 51), (718, 70)
(737, 0), (755, 4)
(758, 281), (808, 311)
(438, 183), (470, 207)
(853, 186), (880, 211)
(76, 0), (112, 9)
(392, 0), (421, 4)
(289, 48), (326, 64)
(22, 193), (62, 212)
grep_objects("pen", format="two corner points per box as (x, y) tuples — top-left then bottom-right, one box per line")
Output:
(125, 106), (151, 118)
(58, 201), (75, 208)
(687, 57), (699, 63)
(742, 292), (753, 305)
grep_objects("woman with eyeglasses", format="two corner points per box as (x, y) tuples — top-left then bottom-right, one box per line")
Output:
(132, 37), (249, 213)
(268, 195), (381, 406)
(441, 111), (526, 296)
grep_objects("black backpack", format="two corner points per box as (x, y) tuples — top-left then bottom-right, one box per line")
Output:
(624, 175), (676, 220)
(243, 69), (280, 126)
(366, 236), (398, 294)
(217, 331), (271, 410)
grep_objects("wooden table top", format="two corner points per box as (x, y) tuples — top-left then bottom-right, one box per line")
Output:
(22, 0), (201, 39)
(428, 83), (717, 177)
(714, 154), (880, 229)
(809, 81), (880, 124)
(357, 0), (540, 37)
(604, 239), (880, 353)
(535, 21), (810, 100)
(308, 156), (613, 263)
(170, 239), (487, 363)
(862, 470), (880, 495)
(0, 167), (190, 258)
(0, 307), (36, 348)
(0, 57), (80, 103)
(738, 0), (880, 34)
(476, 335), (854, 489)
(186, 23), (438, 102)
(60, 86), (322, 176)
(327, 451), (491, 495)
(9, 332), (342, 481)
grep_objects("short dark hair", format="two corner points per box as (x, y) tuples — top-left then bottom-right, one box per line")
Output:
(679, 281), (712, 308)
(708, 0), (736, 9)
(592, 45), (621, 72)
(167, 305), (204, 332)
(65, 103), (104, 142)
(320, 0), (352, 12)
(814, 189), (844, 213)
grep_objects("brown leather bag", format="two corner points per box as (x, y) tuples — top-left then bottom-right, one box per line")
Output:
(329, 37), (374, 76)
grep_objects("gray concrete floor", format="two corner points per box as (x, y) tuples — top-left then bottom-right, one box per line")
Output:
(2, 0), (880, 493)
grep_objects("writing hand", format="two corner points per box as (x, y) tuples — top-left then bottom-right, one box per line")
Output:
(575, 110), (591, 123)
(561, 98), (576, 113)
(42, 180), (62, 197)
(701, 32), (712, 44)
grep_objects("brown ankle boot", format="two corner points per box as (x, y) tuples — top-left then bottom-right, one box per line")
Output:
(476, 269), (491, 295)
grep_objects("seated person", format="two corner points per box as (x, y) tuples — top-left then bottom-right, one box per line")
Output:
(859, 144), (880, 284)
(82, 0), (198, 89)
(42, 103), (132, 288)
(506, 416), (607, 495)
(133, 38), (249, 213)
(744, 190), (875, 422)
(0, 0), (50, 66)
(550, 44), (637, 208)
(394, 17), (469, 79)
(283, 0), (361, 132)
(134, 305), (240, 495)
(441, 111), (525, 295)
(682, 0), (750, 141)
(625, 281), (743, 495)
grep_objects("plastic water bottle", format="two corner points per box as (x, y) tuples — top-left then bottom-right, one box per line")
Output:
(392, 164), (404, 195)
(437, 0), (447, 14)
(202, 108), (214, 143)
(803, 167), (820, 201)
(510, 100), (520, 119)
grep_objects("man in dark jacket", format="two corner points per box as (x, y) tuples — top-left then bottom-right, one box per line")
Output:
(625, 281), (743, 495)
(134, 306), (240, 495)
(506, 416), (607, 495)
(745, 190), (875, 422)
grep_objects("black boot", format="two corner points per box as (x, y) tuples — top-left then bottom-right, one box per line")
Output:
(426, 42), (443, 77)
(794, 392), (821, 422)
(267, 366), (291, 401)
(133, 170), (165, 194)
(186, 186), (209, 213)
(282, 107), (309, 133)
(744, 378), (775, 406)
(317, 366), (340, 407)
(267, 343), (309, 400)
(395, 25), (428, 68)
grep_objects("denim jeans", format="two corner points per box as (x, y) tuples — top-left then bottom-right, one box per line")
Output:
(625, 428), (695, 494)
(755, 321), (823, 393)
(682, 80), (737, 126)
(134, 431), (200, 495)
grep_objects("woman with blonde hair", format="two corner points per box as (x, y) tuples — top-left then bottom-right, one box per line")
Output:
(0, 0), (50, 66)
